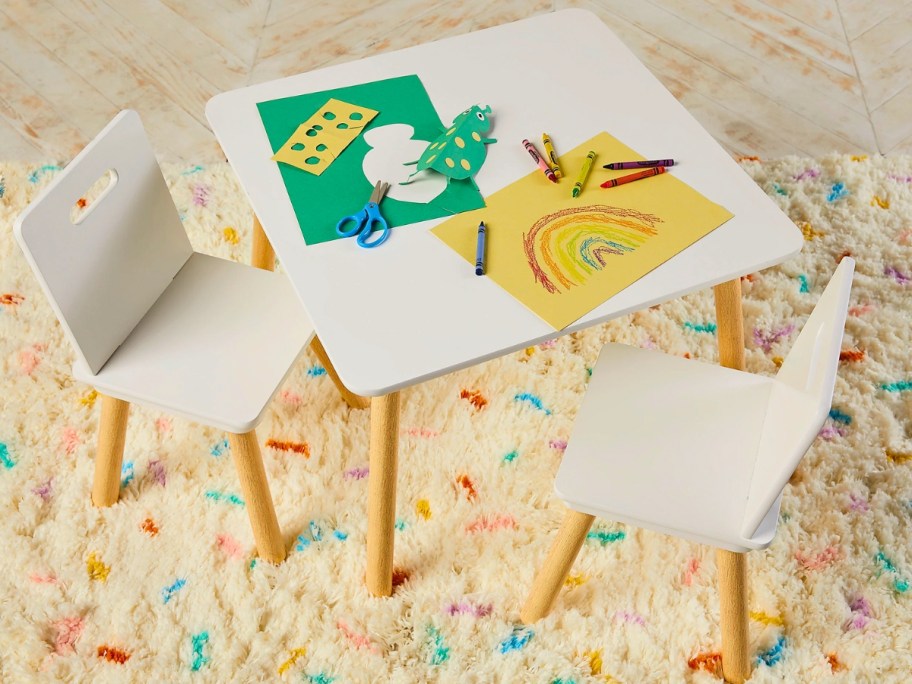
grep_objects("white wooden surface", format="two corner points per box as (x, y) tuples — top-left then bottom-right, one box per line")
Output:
(555, 259), (854, 552)
(208, 9), (803, 397)
(742, 256), (854, 535)
(14, 111), (192, 374)
(15, 111), (313, 433)
(73, 251), (313, 433)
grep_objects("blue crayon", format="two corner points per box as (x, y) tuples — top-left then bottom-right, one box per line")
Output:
(475, 221), (487, 275)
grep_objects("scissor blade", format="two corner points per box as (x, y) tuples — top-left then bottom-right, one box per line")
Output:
(371, 181), (390, 203)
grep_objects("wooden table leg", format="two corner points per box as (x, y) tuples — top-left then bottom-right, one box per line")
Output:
(366, 391), (400, 596)
(713, 278), (751, 683)
(251, 215), (276, 271)
(92, 394), (130, 507)
(520, 509), (595, 623)
(713, 278), (745, 370)
(309, 336), (370, 410)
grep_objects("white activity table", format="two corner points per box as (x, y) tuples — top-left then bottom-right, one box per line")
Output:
(208, 12), (801, 660)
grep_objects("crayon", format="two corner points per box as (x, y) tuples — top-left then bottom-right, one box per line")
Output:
(541, 133), (562, 178)
(600, 165), (666, 188)
(603, 159), (675, 170)
(475, 221), (487, 276)
(522, 139), (558, 183)
(572, 150), (596, 198)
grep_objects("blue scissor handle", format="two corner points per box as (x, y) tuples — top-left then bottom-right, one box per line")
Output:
(336, 202), (389, 248)
(336, 207), (367, 238)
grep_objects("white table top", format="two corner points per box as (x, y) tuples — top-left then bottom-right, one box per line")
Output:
(207, 9), (802, 396)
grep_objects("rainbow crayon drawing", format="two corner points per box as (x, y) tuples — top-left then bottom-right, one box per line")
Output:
(603, 158), (675, 170)
(600, 166), (666, 189)
(523, 204), (661, 294)
(523, 139), (558, 183)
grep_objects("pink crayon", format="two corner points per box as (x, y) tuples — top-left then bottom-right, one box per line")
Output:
(522, 139), (558, 183)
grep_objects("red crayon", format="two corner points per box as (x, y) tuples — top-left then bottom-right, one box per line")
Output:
(522, 139), (558, 183)
(600, 166), (666, 188)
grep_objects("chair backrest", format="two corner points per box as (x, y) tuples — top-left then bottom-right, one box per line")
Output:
(741, 257), (854, 538)
(14, 111), (193, 374)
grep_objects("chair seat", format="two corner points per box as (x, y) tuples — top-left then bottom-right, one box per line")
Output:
(74, 253), (313, 433)
(555, 343), (784, 551)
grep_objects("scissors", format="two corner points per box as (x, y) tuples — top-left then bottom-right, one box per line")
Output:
(336, 181), (391, 248)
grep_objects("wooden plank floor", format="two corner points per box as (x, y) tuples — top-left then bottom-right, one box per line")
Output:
(1, 0), (910, 162)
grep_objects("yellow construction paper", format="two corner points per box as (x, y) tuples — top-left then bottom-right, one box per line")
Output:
(432, 131), (734, 330)
(272, 98), (378, 175)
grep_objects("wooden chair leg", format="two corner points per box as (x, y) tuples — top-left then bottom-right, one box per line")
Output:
(310, 336), (370, 409)
(717, 549), (751, 683)
(520, 509), (595, 623)
(92, 394), (130, 507)
(251, 215), (276, 271)
(228, 430), (285, 563)
(366, 392), (400, 596)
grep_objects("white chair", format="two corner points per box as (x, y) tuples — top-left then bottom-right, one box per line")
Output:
(14, 110), (314, 564)
(520, 258), (854, 683)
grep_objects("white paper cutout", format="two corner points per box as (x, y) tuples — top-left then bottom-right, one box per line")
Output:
(362, 124), (446, 204)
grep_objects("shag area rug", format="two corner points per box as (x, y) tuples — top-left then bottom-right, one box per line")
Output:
(0, 156), (910, 683)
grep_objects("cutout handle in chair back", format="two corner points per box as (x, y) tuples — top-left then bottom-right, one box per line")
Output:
(741, 258), (854, 539)
(13, 111), (194, 374)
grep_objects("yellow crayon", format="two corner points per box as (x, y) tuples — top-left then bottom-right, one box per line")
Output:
(572, 150), (596, 198)
(542, 133), (562, 178)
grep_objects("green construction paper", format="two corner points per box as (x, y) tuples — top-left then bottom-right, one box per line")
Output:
(257, 75), (486, 245)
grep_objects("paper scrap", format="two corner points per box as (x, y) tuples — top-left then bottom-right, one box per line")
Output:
(272, 98), (378, 175)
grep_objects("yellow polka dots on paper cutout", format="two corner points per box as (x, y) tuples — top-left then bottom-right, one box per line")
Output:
(445, 158), (455, 168)
(460, 159), (471, 171)
(455, 136), (465, 148)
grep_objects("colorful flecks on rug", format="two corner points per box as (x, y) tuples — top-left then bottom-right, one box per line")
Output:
(0, 154), (911, 683)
